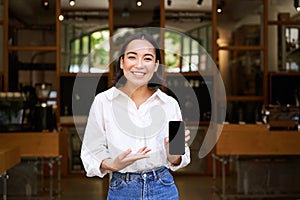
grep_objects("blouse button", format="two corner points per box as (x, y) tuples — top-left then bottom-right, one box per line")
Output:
(143, 174), (147, 178)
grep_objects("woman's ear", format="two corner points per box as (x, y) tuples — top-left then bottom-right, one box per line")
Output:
(154, 61), (159, 72)
(120, 58), (124, 69)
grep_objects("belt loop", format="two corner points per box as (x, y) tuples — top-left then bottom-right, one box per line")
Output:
(153, 169), (157, 180)
(125, 173), (129, 182)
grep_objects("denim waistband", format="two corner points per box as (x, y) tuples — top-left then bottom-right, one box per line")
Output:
(112, 166), (168, 182)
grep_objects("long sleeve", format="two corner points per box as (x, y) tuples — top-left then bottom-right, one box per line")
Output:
(80, 97), (111, 178)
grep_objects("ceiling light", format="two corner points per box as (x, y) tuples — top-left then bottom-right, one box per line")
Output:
(217, 0), (225, 13)
(294, 0), (300, 11)
(69, 0), (76, 7)
(58, 14), (64, 21)
(136, 0), (142, 7)
(167, 0), (172, 6)
(197, 0), (203, 7)
(41, 0), (49, 9)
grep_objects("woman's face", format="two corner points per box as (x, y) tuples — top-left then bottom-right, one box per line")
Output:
(120, 39), (159, 88)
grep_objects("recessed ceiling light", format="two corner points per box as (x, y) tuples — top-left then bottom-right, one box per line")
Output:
(69, 0), (75, 7)
(136, 0), (142, 7)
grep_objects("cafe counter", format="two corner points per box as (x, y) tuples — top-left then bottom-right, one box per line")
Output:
(0, 131), (68, 199)
(213, 124), (300, 199)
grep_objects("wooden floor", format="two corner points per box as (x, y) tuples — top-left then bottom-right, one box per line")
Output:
(58, 174), (216, 200)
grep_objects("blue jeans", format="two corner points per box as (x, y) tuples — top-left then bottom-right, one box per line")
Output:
(107, 166), (179, 200)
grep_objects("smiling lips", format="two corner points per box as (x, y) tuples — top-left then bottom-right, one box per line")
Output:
(131, 71), (146, 77)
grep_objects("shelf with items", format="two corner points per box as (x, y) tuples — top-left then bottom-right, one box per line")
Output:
(225, 100), (264, 124)
(1, 0), (61, 133)
(212, 0), (268, 124)
(8, 49), (57, 92)
(3, 0), (58, 89)
(278, 25), (300, 71)
(267, 5), (300, 115)
(269, 12), (300, 72)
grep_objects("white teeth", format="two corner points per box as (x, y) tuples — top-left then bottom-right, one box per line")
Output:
(132, 72), (145, 76)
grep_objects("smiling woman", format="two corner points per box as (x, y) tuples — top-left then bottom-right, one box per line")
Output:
(119, 39), (158, 88)
(80, 32), (191, 200)
(114, 32), (164, 88)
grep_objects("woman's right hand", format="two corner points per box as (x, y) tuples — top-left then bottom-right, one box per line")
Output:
(100, 146), (151, 172)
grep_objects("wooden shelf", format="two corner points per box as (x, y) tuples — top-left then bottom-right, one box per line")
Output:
(226, 95), (264, 102)
(8, 46), (57, 51)
(269, 71), (300, 76)
(268, 20), (300, 26)
(217, 45), (264, 51)
(60, 72), (109, 77)
(165, 71), (213, 77)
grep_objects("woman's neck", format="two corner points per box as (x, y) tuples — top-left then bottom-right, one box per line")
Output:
(120, 84), (154, 109)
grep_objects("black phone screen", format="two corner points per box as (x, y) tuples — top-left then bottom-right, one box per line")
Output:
(168, 121), (185, 155)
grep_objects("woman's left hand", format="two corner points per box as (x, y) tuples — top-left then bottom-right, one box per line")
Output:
(164, 129), (190, 166)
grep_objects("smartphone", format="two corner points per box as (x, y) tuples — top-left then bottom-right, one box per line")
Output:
(168, 121), (185, 155)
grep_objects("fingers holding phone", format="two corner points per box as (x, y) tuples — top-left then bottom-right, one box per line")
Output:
(168, 121), (188, 155)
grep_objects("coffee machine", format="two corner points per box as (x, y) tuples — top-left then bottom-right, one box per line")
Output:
(34, 83), (56, 132)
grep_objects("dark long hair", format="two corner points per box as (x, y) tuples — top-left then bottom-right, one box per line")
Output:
(114, 32), (164, 88)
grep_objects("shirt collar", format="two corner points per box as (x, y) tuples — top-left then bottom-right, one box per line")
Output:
(105, 86), (168, 104)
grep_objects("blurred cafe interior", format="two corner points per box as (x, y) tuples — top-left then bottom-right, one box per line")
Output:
(0, 0), (300, 199)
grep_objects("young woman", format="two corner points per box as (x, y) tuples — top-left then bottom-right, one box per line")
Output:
(81, 32), (191, 200)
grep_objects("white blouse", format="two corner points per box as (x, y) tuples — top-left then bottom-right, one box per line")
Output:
(80, 87), (190, 178)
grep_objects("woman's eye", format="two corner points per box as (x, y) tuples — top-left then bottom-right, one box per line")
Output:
(144, 57), (153, 61)
(128, 56), (136, 59)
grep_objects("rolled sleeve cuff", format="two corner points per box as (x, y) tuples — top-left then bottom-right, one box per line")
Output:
(85, 155), (111, 178)
(168, 146), (191, 171)
(81, 147), (111, 178)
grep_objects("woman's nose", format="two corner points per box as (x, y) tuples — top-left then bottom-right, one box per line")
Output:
(136, 58), (144, 69)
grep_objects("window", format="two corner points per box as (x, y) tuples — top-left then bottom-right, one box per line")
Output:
(69, 29), (110, 73)
(165, 25), (212, 73)
(68, 27), (211, 73)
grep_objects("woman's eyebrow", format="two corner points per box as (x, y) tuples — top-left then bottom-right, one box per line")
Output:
(126, 51), (137, 55)
(126, 52), (155, 58)
(144, 53), (155, 58)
